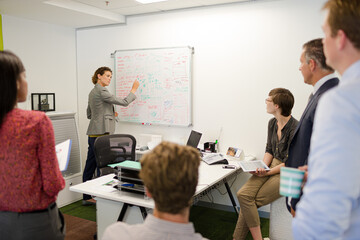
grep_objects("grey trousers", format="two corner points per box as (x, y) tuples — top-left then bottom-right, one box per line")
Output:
(0, 203), (65, 240)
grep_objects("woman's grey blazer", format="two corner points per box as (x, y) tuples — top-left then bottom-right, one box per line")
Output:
(86, 83), (136, 135)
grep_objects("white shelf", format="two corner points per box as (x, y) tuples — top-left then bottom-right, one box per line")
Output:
(57, 173), (82, 207)
(49, 112), (82, 206)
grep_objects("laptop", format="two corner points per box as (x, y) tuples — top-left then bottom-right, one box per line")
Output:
(186, 130), (227, 164)
(186, 130), (202, 149)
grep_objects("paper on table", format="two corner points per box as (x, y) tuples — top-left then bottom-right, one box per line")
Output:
(99, 179), (119, 193)
(202, 153), (227, 165)
(56, 139), (72, 172)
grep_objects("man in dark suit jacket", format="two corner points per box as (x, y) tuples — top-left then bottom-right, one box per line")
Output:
(285, 38), (339, 216)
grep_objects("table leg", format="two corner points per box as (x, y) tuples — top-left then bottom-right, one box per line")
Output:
(117, 203), (148, 221)
(224, 181), (239, 215)
(117, 203), (129, 221)
(140, 207), (147, 219)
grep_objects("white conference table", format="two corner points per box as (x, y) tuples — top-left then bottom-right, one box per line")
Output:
(70, 160), (244, 239)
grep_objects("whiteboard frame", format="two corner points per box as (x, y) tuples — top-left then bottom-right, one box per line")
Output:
(112, 46), (194, 127)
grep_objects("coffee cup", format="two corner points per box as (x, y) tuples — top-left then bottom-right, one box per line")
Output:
(280, 167), (305, 198)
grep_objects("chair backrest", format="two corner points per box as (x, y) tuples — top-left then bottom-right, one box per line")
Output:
(94, 134), (136, 176)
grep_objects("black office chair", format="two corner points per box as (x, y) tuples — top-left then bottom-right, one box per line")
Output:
(94, 134), (136, 176)
(94, 134), (147, 221)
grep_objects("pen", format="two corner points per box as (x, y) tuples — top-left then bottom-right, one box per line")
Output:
(121, 183), (134, 187)
(103, 180), (115, 185)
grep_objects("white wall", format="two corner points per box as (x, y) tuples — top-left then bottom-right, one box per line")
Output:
(77, 0), (327, 162)
(2, 0), (327, 209)
(1, 0), (329, 209)
(76, 0), (328, 208)
(2, 15), (77, 113)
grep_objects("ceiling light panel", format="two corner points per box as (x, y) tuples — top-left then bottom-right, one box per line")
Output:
(111, 4), (160, 15)
(150, 0), (205, 11)
(136, 0), (168, 4)
(199, 0), (252, 5)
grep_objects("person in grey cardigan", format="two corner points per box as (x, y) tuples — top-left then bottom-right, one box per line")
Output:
(82, 66), (139, 204)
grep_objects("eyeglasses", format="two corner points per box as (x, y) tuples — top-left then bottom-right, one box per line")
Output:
(265, 98), (273, 103)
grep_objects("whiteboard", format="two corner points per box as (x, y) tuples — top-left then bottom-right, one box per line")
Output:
(114, 47), (193, 127)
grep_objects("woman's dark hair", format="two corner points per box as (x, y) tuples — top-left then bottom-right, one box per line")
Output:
(0, 50), (25, 127)
(92, 66), (112, 84)
(269, 88), (295, 117)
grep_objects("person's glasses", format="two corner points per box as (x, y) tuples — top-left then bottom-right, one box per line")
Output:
(265, 98), (273, 103)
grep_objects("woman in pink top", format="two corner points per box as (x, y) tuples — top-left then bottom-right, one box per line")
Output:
(0, 51), (65, 240)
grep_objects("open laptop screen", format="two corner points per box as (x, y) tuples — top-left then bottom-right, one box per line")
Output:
(186, 130), (202, 149)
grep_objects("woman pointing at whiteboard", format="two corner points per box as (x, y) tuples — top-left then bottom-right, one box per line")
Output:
(82, 66), (139, 204)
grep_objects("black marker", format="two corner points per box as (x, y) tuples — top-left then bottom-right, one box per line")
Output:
(222, 165), (236, 169)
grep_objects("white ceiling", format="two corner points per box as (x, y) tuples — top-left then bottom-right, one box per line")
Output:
(0, 0), (252, 28)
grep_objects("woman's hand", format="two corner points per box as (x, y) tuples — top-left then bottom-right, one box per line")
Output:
(250, 168), (268, 177)
(131, 80), (140, 93)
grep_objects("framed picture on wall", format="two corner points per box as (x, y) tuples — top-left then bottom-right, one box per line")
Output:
(31, 93), (55, 112)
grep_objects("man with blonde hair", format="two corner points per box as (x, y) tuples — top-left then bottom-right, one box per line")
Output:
(102, 141), (207, 240)
(293, 0), (360, 239)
